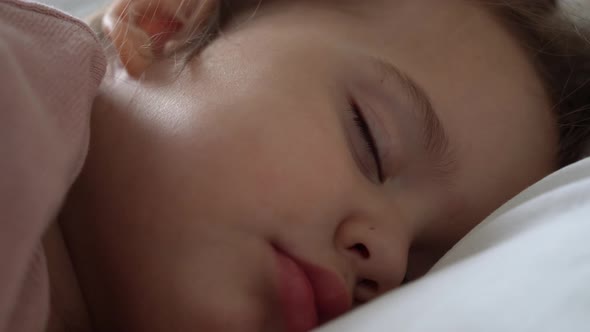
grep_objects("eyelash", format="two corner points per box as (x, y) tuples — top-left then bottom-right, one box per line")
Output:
(349, 101), (384, 183)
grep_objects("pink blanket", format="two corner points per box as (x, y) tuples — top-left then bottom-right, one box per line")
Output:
(0, 1), (105, 330)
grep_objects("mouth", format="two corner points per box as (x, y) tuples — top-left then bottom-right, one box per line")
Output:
(273, 246), (351, 332)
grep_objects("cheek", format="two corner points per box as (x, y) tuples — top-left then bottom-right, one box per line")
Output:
(179, 93), (357, 230)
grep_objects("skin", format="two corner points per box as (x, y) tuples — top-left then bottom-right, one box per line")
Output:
(50, 0), (558, 331)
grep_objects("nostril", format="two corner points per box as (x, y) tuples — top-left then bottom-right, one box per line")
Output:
(354, 278), (380, 304)
(401, 274), (410, 285)
(358, 278), (378, 292)
(348, 243), (370, 259)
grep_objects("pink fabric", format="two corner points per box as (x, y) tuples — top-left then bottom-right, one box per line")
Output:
(0, 1), (106, 331)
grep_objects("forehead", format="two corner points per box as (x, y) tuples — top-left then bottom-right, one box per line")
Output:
(235, 0), (503, 54)
(226, 0), (548, 137)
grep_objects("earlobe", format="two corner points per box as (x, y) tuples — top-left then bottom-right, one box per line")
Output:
(102, 0), (220, 78)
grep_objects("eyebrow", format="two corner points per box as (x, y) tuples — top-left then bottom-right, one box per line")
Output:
(370, 57), (457, 175)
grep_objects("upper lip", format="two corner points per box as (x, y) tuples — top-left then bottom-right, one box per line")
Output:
(278, 246), (352, 324)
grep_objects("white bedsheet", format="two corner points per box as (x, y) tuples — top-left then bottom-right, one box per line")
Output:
(318, 158), (590, 331)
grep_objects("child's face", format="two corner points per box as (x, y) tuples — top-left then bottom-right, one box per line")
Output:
(66, 0), (557, 331)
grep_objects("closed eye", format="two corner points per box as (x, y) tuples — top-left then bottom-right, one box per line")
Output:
(349, 100), (384, 183)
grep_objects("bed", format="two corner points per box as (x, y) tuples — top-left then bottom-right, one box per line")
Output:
(35, 0), (590, 330)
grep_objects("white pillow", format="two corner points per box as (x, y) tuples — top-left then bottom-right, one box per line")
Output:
(317, 158), (590, 332)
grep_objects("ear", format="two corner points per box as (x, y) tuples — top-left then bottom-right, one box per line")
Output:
(102, 0), (220, 78)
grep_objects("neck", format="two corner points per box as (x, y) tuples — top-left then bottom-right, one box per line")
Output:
(42, 222), (93, 332)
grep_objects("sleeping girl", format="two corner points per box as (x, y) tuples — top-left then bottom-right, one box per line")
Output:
(1, 0), (590, 331)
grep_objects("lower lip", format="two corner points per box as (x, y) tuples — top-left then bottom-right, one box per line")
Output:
(275, 250), (318, 332)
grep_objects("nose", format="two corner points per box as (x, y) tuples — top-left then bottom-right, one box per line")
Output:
(335, 218), (409, 304)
